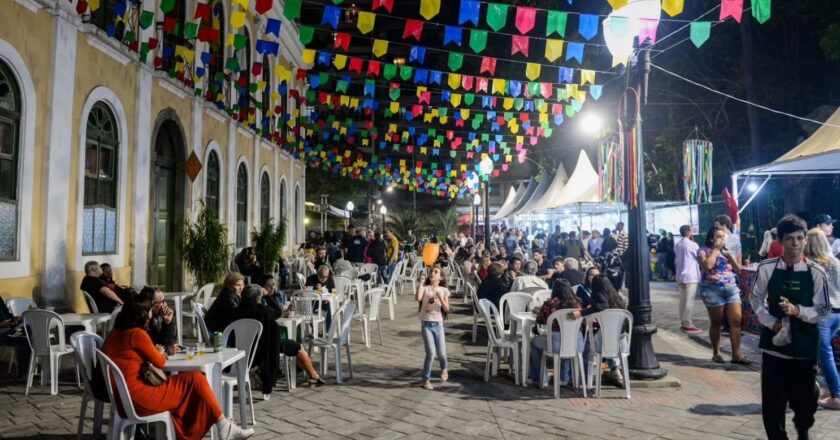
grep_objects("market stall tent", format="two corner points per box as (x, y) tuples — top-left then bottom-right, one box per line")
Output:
(492, 186), (518, 219)
(492, 180), (530, 220)
(546, 150), (601, 208)
(507, 167), (555, 217)
(519, 162), (568, 214)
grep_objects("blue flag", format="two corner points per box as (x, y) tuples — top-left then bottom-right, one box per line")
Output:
(321, 6), (341, 30)
(578, 14), (599, 41)
(444, 26), (462, 47)
(266, 18), (282, 37)
(409, 46), (426, 64)
(429, 70), (442, 85)
(558, 67), (573, 83)
(459, 0), (480, 26)
(565, 42), (584, 63)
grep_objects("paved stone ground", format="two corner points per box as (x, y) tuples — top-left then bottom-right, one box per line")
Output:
(2, 282), (840, 439)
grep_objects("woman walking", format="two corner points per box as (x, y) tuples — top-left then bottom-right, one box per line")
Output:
(416, 266), (451, 390)
(804, 228), (840, 410)
(697, 226), (750, 365)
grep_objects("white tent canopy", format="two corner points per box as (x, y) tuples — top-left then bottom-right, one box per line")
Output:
(509, 168), (555, 217)
(492, 181), (530, 220)
(492, 186), (517, 218)
(545, 150), (600, 209)
(502, 178), (538, 219)
(525, 162), (568, 213)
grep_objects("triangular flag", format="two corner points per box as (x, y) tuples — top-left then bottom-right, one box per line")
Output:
(662, 0), (684, 17)
(140, 10), (154, 29)
(558, 67), (573, 83)
(752, 0), (771, 24)
(608, 0), (628, 8)
(546, 11), (567, 37)
(545, 39), (564, 62)
(444, 26), (462, 47)
(255, 0), (272, 15)
(459, 0), (480, 26)
(333, 54), (347, 70)
(383, 63), (396, 79)
(578, 14), (599, 41)
(638, 18), (659, 44)
(322, 6), (341, 29)
(334, 32), (351, 52)
(372, 39), (389, 57)
(525, 63), (541, 81)
(579, 69), (595, 85)
(231, 11), (246, 29)
(302, 49), (316, 64)
(299, 25), (314, 44)
(419, 0), (441, 20)
(283, 0), (301, 20)
(403, 19), (424, 41)
(160, 0), (175, 13)
(515, 7), (536, 34)
(565, 42), (584, 63)
(690, 21), (711, 47)
(511, 35), (529, 57)
(265, 18), (282, 37)
(469, 29), (488, 53)
(486, 3), (509, 32)
(372, 0), (394, 13)
(410, 46), (426, 64)
(480, 57), (497, 75)
(448, 52), (464, 71)
(590, 85), (603, 100)
(720, 0), (744, 23)
(357, 11), (375, 34)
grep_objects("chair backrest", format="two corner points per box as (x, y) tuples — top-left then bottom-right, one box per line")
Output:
(293, 292), (323, 321)
(477, 299), (505, 345)
(95, 349), (142, 421)
(23, 309), (66, 354)
(592, 309), (633, 358)
(545, 309), (586, 358)
(70, 331), (104, 384)
(410, 261), (424, 277)
(333, 276), (352, 299)
(196, 283), (216, 307)
(531, 289), (552, 310)
(7, 297), (37, 317)
(339, 269), (358, 280)
(105, 304), (122, 335)
(337, 302), (357, 346)
(296, 273), (307, 288)
(360, 263), (378, 275)
(83, 291), (98, 313)
(222, 319), (263, 375)
(499, 292), (533, 324)
(364, 288), (384, 321)
(193, 303), (212, 343)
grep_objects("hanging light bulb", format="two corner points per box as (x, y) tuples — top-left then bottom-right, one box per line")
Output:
(344, 3), (359, 23)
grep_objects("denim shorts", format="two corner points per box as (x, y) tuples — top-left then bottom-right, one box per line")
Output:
(700, 283), (741, 307)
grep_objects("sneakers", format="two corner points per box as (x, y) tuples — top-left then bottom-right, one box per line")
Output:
(604, 368), (624, 388)
(262, 394), (271, 401)
(440, 369), (449, 382)
(421, 381), (434, 390)
(680, 326), (703, 335)
(819, 397), (840, 410)
(217, 419), (254, 440)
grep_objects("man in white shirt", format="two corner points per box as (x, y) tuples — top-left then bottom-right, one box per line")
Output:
(751, 214), (830, 440)
(510, 260), (549, 292)
(814, 213), (840, 256)
(674, 225), (702, 334)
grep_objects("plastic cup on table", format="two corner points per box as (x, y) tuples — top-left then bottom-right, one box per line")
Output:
(186, 346), (195, 360)
(196, 342), (205, 356)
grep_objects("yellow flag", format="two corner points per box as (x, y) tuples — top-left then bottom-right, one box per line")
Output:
(612, 55), (629, 67)
(232, 0), (249, 7)
(503, 98), (514, 110)
(539, 113), (548, 123)
(349, 98), (359, 109)
(231, 11), (246, 29)
(333, 54), (347, 70)
(607, 0), (628, 9)
(390, 102), (400, 113)
(451, 94), (462, 107)
(257, 80), (266, 92)
(423, 113), (433, 123)
(89, 0), (100, 11)
(419, 0), (441, 20)
(448, 73), (461, 90)
(226, 33), (235, 46)
(492, 78), (506, 95)
(372, 39), (388, 57)
(339, 126), (347, 135)
(516, 136), (524, 144)
(566, 84), (578, 95)
(580, 69), (596, 85)
(357, 12), (375, 34)
(300, 49), (315, 64)
(440, 116), (448, 125)
(545, 39), (564, 62)
(662, 0), (684, 17)
(460, 109), (470, 120)
(505, 154), (513, 162)
(525, 63), (541, 81)
(388, 123), (397, 133)
(460, 164), (467, 172)
(416, 86), (427, 98)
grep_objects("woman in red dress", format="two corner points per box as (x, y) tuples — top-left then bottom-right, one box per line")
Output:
(103, 295), (254, 440)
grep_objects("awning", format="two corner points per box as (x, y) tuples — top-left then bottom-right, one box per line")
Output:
(492, 186), (518, 218)
(546, 151), (600, 208)
(507, 168), (555, 217)
(734, 150), (840, 177)
(519, 162), (568, 214)
(492, 179), (532, 220)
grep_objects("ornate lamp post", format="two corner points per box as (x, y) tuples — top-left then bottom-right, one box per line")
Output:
(379, 205), (387, 234)
(479, 158), (494, 250)
(473, 193), (481, 241)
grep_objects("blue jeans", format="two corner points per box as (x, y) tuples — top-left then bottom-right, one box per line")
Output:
(528, 332), (582, 385)
(657, 252), (668, 280)
(378, 265), (390, 285)
(421, 321), (448, 381)
(590, 331), (629, 369)
(819, 313), (840, 398)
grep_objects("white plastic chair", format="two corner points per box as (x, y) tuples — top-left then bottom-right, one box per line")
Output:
(193, 303), (212, 344)
(589, 309), (633, 399)
(468, 284), (485, 343)
(103, 305), (122, 337)
(380, 274), (398, 320)
(7, 297), (37, 316)
(70, 331), (107, 440)
(183, 283), (215, 341)
(399, 261), (424, 296)
(540, 309), (588, 398)
(477, 299), (519, 382)
(499, 292), (533, 334)
(22, 309), (79, 395)
(95, 349), (176, 440)
(222, 319), (263, 425)
(531, 289), (552, 310)
(359, 263), (379, 285)
(360, 288), (384, 347)
(293, 292), (327, 340)
(333, 276), (353, 302)
(296, 273), (307, 289)
(308, 302), (357, 383)
(83, 291), (98, 313)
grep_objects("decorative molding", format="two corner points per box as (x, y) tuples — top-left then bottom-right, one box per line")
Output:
(260, 140), (273, 152)
(237, 126), (255, 139)
(157, 77), (191, 100)
(14, 0), (42, 13)
(205, 105), (227, 123)
(85, 33), (132, 66)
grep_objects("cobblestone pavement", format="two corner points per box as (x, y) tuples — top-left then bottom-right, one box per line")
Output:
(2, 282), (840, 439)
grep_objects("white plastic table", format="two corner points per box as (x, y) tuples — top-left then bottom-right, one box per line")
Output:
(163, 348), (247, 438)
(163, 291), (192, 344)
(276, 316), (303, 341)
(60, 313), (111, 333)
(509, 312), (536, 387)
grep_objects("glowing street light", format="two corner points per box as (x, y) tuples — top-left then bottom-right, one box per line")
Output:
(745, 182), (758, 192)
(478, 157), (494, 249)
(581, 113), (604, 134)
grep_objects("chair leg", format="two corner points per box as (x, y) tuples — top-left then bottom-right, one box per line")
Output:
(334, 346), (342, 384)
(472, 315), (478, 343)
(362, 318), (370, 348)
(50, 354), (59, 395)
(553, 357), (561, 399)
(577, 355), (587, 398)
(345, 345), (353, 379)
(78, 394), (90, 440)
(389, 300), (394, 320)
(622, 355), (631, 399)
(377, 320), (384, 346)
(595, 354), (603, 398)
(25, 353), (35, 395)
(93, 400), (104, 439)
(484, 346), (492, 382)
(246, 380), (256, 426)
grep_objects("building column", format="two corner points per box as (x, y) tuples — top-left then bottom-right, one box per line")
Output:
(190, 98), (203, 221)
(131, 66), (153, 286)
(41, 7), (78, 306)
(226, 121), (237, 245)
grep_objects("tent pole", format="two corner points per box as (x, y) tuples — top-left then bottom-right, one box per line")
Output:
(738, 175), (772, 215)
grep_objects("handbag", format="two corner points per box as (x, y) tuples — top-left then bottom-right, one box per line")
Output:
(141, 362), (167, 387)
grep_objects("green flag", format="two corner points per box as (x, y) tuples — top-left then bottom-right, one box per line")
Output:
(546, 11), (567, 37)
(140, 10), (155, 29)
(399, 65), (413, 81)
(160, 0), (175, 13)
(514, 98), (523, 111)
(448, 52), (463, 71)
(690, 21), (711, 48)
(528, 82), (539, 97)
(234, 34), (248, 50)
(469, 29), (487, 53)
(336, 80), (348, 93)
(183, 22), (198, 39)
(299, 25), (314, 45)
(383, 63), (397, 80)
(752, 0), (771, 24)
(486, 3), (508, 32)
(389, 87), (400, 101)
(464, 93), (475, 105)
(319, 72), (329, 85)
(284, 0), (302, 21)
(226, 56), (240, 72)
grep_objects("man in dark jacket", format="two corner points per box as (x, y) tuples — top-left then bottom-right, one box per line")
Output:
(204, 284), (241, 333)
(366, 232), (389, 284)
(558, 258), (585, 286)
(139, 287), (178, 355)
(477, 263), (507, 309)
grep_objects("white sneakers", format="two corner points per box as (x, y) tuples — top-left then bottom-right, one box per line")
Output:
(217, 418), (255, 440)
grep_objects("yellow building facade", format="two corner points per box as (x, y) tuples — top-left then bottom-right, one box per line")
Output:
(0, 0), (307, 309)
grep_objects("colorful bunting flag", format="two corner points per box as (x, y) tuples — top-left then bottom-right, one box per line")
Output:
(444, 26), (462, 47)
(720, 0), (743, 23)
(403, 19), (424, 41)
(511, 35), (529, 57)
(486, 3), (509, 31)
(459, 0), (480, 26)
(410, 46), (426, 64)
(419, 0), (441, 20)
(334, 32), (351, 51)
(372, 0), (394, 13)
(299, 25), (314, 44)
(638, 18), (659, 44)
(372, 39), (389, 57)
(266, 18), (282, 37)
(546, 11), (568, 37)
(662, 0), (684, 17)
(160, 0), (175, 13)
(480, 57), (497, 75)
(578, 14), (599, 40)
(690, 21), (711, 47)
(752, 0), (771, 23)
(255, 0), (272, 15)
(357, 11), (375, 34)
(525, 63), (540, 81)
(565, 42), (584, 63)
(608, 0), (628, 8)
(231, 11), (246, 29)
(558, 67), (573, 83)
(514, 7), (536, 34)
(140, 10), (155, 29)
(283, 0), (301, 20)
(544, 39), (564, 62)
(448, 52), (464, 71)
(469, 29), (488, 53)
(322, 6), (341, 29)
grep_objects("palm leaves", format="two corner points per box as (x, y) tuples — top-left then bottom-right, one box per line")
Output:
(385, 206), (459, 242)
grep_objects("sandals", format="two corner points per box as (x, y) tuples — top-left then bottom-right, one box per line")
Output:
(731, 356), (752, 365)
(711, 355), (726, 364)
(309, 377), (326, 388)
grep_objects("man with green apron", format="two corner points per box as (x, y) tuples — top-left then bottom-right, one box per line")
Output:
(752, 214), (830, 440)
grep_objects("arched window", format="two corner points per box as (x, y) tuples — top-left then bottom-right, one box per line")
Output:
(235, 27), (251, 122)
(278, 179), (286, 224)
(261, 54), (273, 136)
(235, 163), (248, 247)
(294, 185), (300, 244)
(83, 102), (119, 255)
(0, 62), (21, 259)
(260, 172), (270, 226)
(205, 150), (220, 215)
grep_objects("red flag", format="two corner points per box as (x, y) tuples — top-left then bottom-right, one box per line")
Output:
(723, 188), (739, 223)
(255, 0), (273, 15)
(514, 7), (536, 34)
(419, 91), (431, 104)
(76, 0), (88, 14)
(476, 77), (489, 93)
(348, 57), (363, 73)
(461, 75), (474, 91)
(720, 0), (743, 23)
(480, 57), (497, 75)
(334, 32), (351, 51)
(511, 35), (529, 56)
(540, 82), (553, 99)
(251, 62), (262, 76)
(366, 60), (381, 76)
(194, 2), (211, 20)
(296, 68), (307, 80)
(403, 20), (424, 41)
(372, 0), (394, 13)
(163, 16), (176, 33)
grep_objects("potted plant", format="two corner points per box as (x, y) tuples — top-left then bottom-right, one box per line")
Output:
(182, 200), (230, 288)
(251, 218), (287, 275)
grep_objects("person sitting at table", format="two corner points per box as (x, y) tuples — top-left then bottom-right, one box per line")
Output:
(528, 279), (582, 387)
(332, 251), (354, 275)
(103, 294), (254, 440)
(558, 258), (585, 287)
(99, 263), (134, 303)
(574, 267), (601, 308)
(477, 256), (492, 281)
(0, 296), (30, 378)
(205, 273), (246, 333)
(477, 263), (507, 309)
(255, 274), (290, 315)
(232, 285), (326, 400)
(138, 286), (179, 355)
(510, 261), (549, 292)
(81, 260), (124, 314)
(305, 265), (336, 330)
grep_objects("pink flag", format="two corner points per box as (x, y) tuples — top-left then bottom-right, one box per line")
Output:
(540, 83), (553, 99)
(719, 0), (743, 23)
(514, 7), (536, 34)
(476, 77), (489, 93)
(637, 18), (659, 44)
(480, 57), (497, 75)
(461, 75), (474, 91)
(511, 35), (530, 57)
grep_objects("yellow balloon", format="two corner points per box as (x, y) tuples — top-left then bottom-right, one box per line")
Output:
(422, 243), (440, 267)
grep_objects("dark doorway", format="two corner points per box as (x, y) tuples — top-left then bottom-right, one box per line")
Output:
(149, 118), (186, 291)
